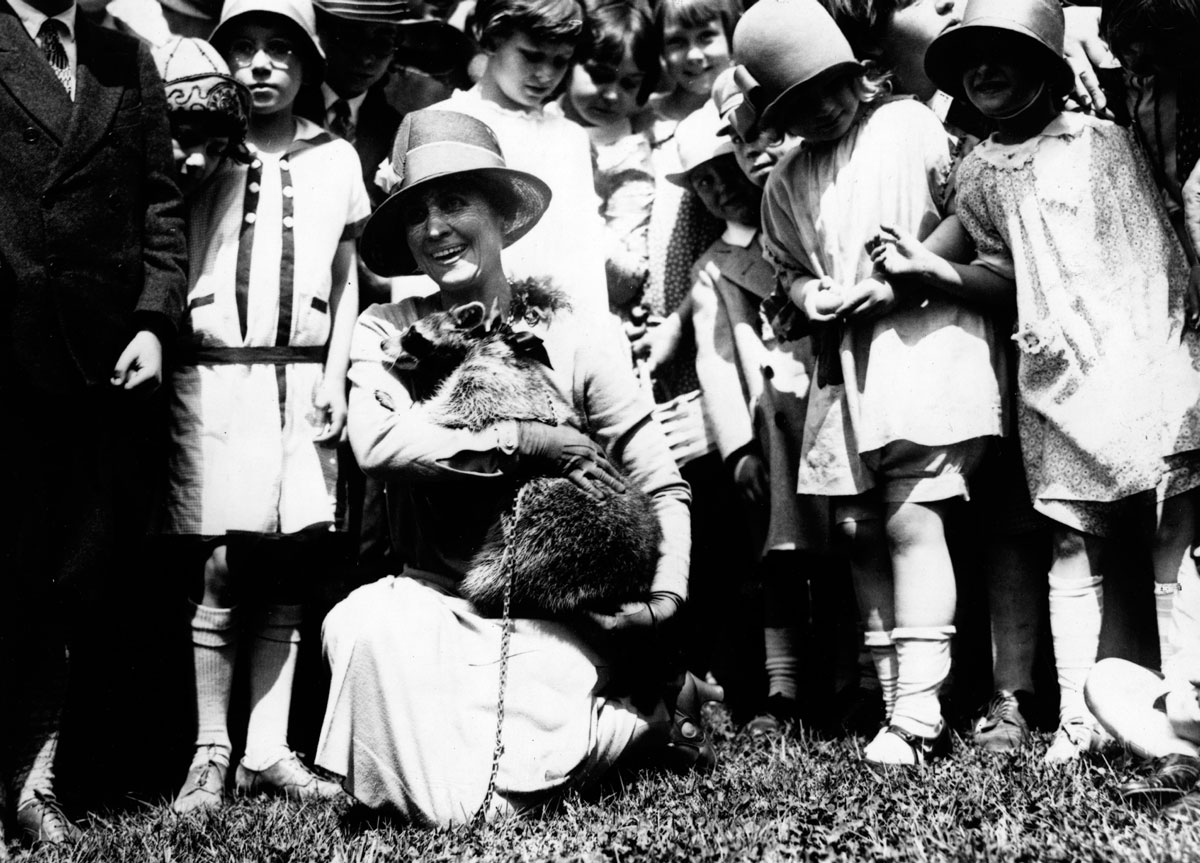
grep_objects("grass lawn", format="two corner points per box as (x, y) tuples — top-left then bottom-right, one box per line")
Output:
(13, 706), (1200, 863)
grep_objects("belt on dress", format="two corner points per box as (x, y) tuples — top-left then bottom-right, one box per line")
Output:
(181, 346), (326, 365)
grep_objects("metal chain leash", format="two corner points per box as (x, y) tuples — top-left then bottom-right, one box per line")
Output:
(471, 487), (524, 829)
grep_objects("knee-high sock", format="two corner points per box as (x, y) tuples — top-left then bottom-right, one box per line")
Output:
(190, 601), (238, 767)
(863, 629), (897, 720)
(12, 642), (68, 807)
(242, 604), (303, 771)
(1048, 572), (1103, 724)
(1157, 581), (1182, 678)
(763, 627), (800, 702)
(891, 626), (954, 738)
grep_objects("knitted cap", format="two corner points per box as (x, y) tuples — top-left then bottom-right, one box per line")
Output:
(152, 36), (251, 159)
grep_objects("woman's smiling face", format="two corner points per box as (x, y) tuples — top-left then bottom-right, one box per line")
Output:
(402, 180), (505, 294)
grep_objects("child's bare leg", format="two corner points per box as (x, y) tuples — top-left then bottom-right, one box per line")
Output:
(175, 544), (238, 813)
(838, 502), (896, 719)
(1154, 491), (1198, 675)
(1045, 526), (1106, 762)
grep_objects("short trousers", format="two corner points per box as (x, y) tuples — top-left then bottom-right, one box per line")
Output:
(831, 437), (989, 524)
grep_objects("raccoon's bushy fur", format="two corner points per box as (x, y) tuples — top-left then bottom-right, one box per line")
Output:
(382, 280), (662, 618)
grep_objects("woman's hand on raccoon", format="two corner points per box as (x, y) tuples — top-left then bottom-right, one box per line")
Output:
(514, 421), (626, 500)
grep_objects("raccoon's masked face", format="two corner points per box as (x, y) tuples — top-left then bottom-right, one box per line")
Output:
(380, 302), (487, 399)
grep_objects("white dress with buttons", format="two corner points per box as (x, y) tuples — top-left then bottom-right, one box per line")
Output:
(164, 118), (371, 536)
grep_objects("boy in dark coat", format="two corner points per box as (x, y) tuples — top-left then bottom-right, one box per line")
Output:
(0, 0), (186, 845)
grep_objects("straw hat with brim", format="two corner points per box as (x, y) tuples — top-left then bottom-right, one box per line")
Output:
(314, 0), (417, 24)
(924, 0), (1074, 102)
(732, 0), (864, 128)
(665, 99), (735, 188)
(360, 110), (552, 277)
(210, 0), (325, 81)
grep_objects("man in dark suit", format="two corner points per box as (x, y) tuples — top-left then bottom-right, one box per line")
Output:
(0, 0), (186, 845)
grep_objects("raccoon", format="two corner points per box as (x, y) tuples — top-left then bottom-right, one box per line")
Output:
(380, 281), (662, 617)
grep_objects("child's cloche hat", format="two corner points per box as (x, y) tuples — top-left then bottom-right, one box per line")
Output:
(711, 65), (758, 141)
(731, 0), (863, 128)
(665, 99), (735, 188)
(359, 109), (552, 277)
(210, 0), (326, 81)
(924, 0), (1075, 101)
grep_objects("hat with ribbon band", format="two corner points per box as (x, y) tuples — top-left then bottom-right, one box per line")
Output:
(360, 109), (552, 277)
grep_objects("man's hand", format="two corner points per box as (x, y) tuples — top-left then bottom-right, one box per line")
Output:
(111, 330), (164, 393)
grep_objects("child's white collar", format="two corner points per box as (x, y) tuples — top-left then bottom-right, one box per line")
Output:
(722, 222), (757, 248)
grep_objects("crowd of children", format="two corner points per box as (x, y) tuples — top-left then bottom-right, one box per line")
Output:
(8, 0), (1200, 847)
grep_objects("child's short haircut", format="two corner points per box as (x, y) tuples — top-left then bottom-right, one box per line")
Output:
(584, 0), (660, 102)
(1100, 0), (1200, 69)
(474, 0), (589, 56)
(653, 0), (742, 47)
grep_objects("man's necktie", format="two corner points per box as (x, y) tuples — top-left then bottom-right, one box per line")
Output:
(38, 18), (71, 97)
(329, 99), (355, 144)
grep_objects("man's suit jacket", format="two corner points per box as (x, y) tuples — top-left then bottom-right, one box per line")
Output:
(296, 83), (401, 208)
(0, 1), (186, 395)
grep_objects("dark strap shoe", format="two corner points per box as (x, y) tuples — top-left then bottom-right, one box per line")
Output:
(662, 672), (723, 774)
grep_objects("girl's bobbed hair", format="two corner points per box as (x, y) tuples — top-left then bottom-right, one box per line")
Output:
(653, 0), (742, 47)
(583, 0), (661, 103)
(474, 0), (591, 57)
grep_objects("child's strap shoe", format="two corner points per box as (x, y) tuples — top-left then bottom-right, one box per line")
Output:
(863, 722), (950, 774)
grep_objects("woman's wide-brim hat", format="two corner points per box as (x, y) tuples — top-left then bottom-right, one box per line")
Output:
(664, 99), (735, 187)
(924, 0), (1075, 101)
(360, 109), (552, 277)
(732, 0), (863, 128)
(210, 0), (326, 81)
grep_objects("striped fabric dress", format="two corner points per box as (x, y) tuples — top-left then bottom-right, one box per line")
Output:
(164, 117), (370, 536)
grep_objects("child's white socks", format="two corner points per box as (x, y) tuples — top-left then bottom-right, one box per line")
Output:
(1156, 581), (1182, 678)
(763, 626), (800, 702)
(242, 603), (303, 771)
(189, 600), (238, 767)
(1048, 571), (1103, 724)
(890, 625), (954, 739)
(863, 629), (897, 720)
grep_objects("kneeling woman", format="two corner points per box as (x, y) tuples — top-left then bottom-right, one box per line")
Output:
(316, 109), (715, 825)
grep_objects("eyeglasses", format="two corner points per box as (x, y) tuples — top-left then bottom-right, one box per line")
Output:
(226, 38), (299, 68)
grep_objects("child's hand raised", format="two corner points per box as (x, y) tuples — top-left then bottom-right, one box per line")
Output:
(868, 225), (935, 281)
